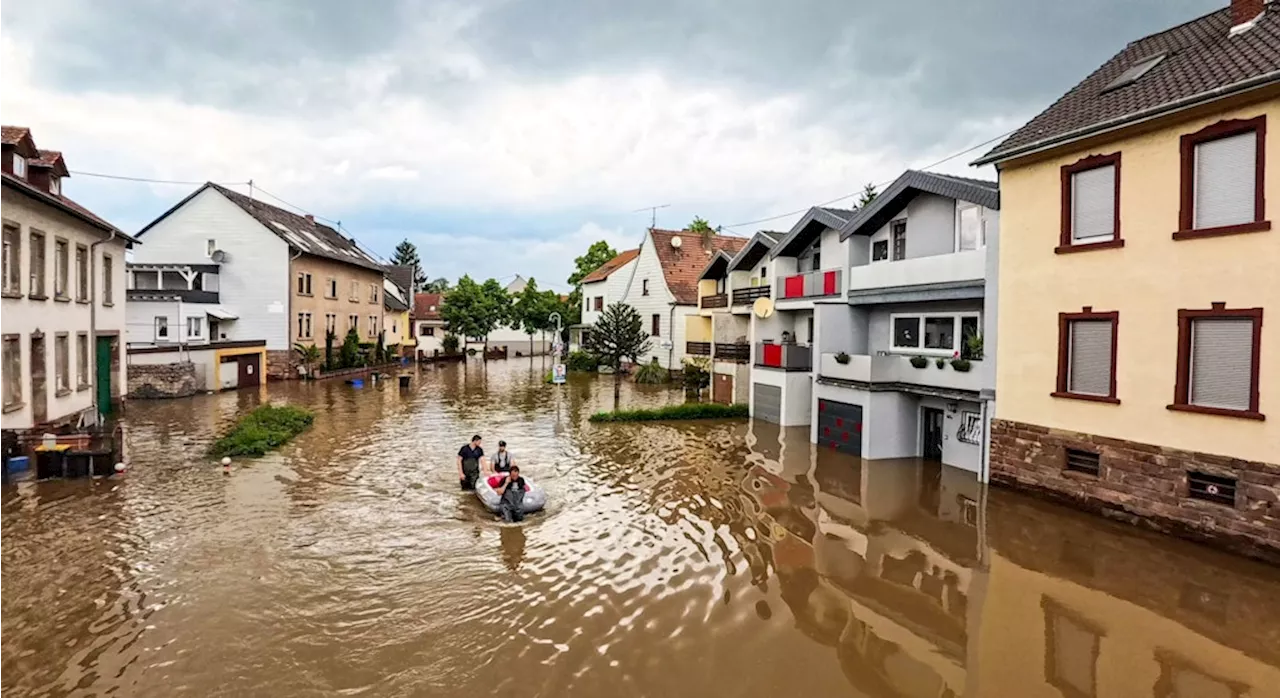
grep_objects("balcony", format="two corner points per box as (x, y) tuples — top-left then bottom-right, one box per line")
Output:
(732, 286), (771, 305)
(755, 342), (812, 371)
(127, 288), (220, 304)
(687, 341), (712, 356)
(818, 352), (983, 393)
(777, 269), (843, 300)
(713, 342), (750, 363)
(700, 293), (729, 309)
(847, 249), (985, 292)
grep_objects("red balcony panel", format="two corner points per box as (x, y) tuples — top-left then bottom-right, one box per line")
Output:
(823, 270), (838, 295)
(784, 275), (805, 298)
(762, 343), (783, 367)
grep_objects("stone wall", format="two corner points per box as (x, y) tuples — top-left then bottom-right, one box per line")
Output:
(266, 350), (297, 381)
(127, 362), (201, 399)
(990, 418), (1280, 564)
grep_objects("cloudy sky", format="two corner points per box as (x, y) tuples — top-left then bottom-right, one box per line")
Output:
(2, 0), (1219, 291)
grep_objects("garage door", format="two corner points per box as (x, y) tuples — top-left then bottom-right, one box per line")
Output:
(713, 374), (734, 404)
(753, 383), (782, 423)
(817, 399), (862, 456)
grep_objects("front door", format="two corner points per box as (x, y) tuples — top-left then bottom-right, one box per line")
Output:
(921, 407), (944, 461)
(96, 336), (113, 416)
(237, 354), (260, 388)
(713, 374), (733, 404)
(30, 334), (46, 424)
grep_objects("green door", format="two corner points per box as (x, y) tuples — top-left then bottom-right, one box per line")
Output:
(96, 336), (113, 416)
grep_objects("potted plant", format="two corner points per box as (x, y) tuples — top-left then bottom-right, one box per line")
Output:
(950, 358), (972, 372)
(935, 357), (947, 369)
(909, 356), (929, 369)
(834, 351), (851, 365)
(964, 332), (984, 361)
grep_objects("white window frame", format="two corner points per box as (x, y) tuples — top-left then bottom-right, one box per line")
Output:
(3, 335), (22, 408)
(888, 312), (980, 356)
(186, 316), (204, 340)
(12, 155), (26, 178)
(49, 177), (60, 196)
(955, 202), (987, 252)
(206, 239), (217, 257)
(154, 316), (169, 341)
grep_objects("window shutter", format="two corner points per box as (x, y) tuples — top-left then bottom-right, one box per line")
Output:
(1194, 131), (1257, 229)
(1071, 165), (1116, 242)
(1190, 318), (1253, 410)
(1068, 320), (1112, 396)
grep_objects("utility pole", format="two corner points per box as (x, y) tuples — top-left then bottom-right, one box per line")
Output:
(633, 204), (670, 229)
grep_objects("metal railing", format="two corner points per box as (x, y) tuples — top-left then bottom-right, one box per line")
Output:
(700, 293), (729, 309)
(686, 341), (712, 356)
(732, 286), (771, 304)
(713, 342), (751, 363)
(755, 342), (812, 371)
(777, 268), (843, 300)
(127, 289), (219, 303)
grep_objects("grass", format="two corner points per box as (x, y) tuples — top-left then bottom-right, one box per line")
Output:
(589, 402), (749, 423)
(209, 404), (316, 458)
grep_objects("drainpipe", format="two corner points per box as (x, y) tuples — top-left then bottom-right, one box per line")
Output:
(88, 229), (118, 424)
(667, 301), (678, 380)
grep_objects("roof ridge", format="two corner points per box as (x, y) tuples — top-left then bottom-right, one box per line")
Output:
(1125, 5), (1230, 48)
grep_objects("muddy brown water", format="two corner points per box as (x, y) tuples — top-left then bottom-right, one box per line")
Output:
(4, 359), (1280, 697)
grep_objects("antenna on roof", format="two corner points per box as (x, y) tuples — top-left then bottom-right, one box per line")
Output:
(633, 204), (670, 229)
(248, 179), (254, 200)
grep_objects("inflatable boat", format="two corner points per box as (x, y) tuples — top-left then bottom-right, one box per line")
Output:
(476, 473), (547, 515)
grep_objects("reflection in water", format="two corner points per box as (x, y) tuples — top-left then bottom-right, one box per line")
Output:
(3, 358), (1279, 697)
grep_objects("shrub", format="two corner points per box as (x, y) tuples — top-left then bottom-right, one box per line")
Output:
(964, 332), (984, 361)
(909, 356), (929, 369)
(565, 350), (600, 372)
(589, 402), (749, 422)
(935, 357), (947, 369)
(210, 404), (315, 457)
(442, 334), (460, 354)
(834, 351), (851, 365)
(950, 358), (972, 372)
(634, 357), (668, 384)
(339, 329), (363, 368)
(682, 357), (711, 393)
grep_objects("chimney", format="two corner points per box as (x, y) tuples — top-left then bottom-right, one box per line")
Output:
(304, 214), (315, 224)
(1232, 0), (1265, 28)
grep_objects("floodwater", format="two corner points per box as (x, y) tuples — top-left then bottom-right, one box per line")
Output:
(4, 359), (1280, 698)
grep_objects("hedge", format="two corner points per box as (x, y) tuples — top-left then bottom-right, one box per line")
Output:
(210, 404), (315, 457)
(589, 402), (749, 423)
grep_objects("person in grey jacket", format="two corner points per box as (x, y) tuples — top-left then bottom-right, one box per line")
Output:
(493, 466), (528, 523)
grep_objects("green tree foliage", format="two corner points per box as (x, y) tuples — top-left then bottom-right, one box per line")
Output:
(441, 276), (511, 359)
(442, 334), (460, 354)
(210, 404), (315, 457)
(323, 330), (335, 370)
(567, 240), (620, 287)
(512, 278), (560, 356)
(589, 402), (748, 422)
(340, 328), (363, 368)
(391, 239), (429, 289)
(857, 182), (879, 208)
(294, 342), (321, 376)
(422, 278), (450, 294)
(585, 302), (653, 406)
(682, 357), (711, 395)
(688, 217), (715, 246)
(634, 358), (668, 384)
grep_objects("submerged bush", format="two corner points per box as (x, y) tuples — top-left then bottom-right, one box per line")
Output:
(634, 358), (668, 384)
(210, 404), (315, 458)
(565, 350), (600, 372)
(589, 402), (749, 422)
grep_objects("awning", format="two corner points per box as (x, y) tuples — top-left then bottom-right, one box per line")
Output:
(205, 306), (238, 320)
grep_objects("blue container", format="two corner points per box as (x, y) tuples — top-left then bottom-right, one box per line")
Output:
(351, 379), (364, 388)
(6, 456), (30, 474)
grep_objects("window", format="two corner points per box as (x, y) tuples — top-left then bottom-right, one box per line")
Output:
(1170, 304), (1263, 419)
(207, 239), (217, 257)
(594, 296), (603, 311)
(154, 316), (169, 341)
(424, 327), (435, 336)
(872, 240), (889, 262)
(957, 203), (985, 251)
(369, 284), (378, 304)
(76, 333), (89, 388)
(369, 316), (377, 335)
(326, 277), (338, 298)
(642, 279), (650, 296)
(102, 254), (113, 304)
(2, 222), (19, 295)
(1054, 308), (1119, 404)
(186, 316), (203, 339)
(808, 239), (822, 271)
(49, 177), (60, 196)
(12, 154), (26, 178)
(3, 334), (21, 408)
(75, 245), (88, 301)
(891, 220), (906, 261)
(1178, 116), (1267, 239)
(1042, 598), (1101, 698)
(923, 317), (954, 350)
(296, 272), (312, 295)
(1102, 52), (1166, 93)
(349, 314), (358, 331)
(893, 316), (918, 348)
(960, 316), (981, 360)
(296, 312), (312, 339)
(325, 313), (336, 335)
(29, 231), (45, 297)
(53, 239), (69, 298)
(651, 314), (660, 337)
(350, 280), (359, 301)
(1059, 153), (1121, 252)
(54, 333), (69, 394)
(890, 313), (978, 354)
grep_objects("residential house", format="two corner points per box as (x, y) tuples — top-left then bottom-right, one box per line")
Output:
(385, 264), (416, 355)
(972, 0), (1280, 556)
(687, 231), (782, 403)
(2, 126), (133, 431)
(619, 229), (748, 370)
(132, 183), (386, 379)
(811, 171), (1000, 479)
(414, 293), (447, 357)
(570, 248), (639, 352)
(749, 206), (854, 427)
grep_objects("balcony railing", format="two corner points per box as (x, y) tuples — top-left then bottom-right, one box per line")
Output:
(687, 341), (712, 356)
(755, 342), (812, 371)
(700, 293), (729, 309)
(732, 286), (771, 305)
(127, 289), (220, 304)
(818, 352), (983, 393)
(713, 342), (750, 363)
(777, 268), (843, 300)
(847, 248), (985, 292)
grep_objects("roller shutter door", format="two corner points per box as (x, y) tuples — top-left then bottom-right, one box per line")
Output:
(753, 383), (782, 423)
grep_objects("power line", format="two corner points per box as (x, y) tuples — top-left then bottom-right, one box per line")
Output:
(68, 170), (247, 186)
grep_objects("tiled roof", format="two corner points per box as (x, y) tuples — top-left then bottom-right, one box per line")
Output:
(207, 184), (384, 272)
(384, 289), (409, 313)
(649, 229), (748, 304)
(414, 293), (443, 320)
(839, 170), (999, 240)
(580, 248), (640, 284)
(728, 230), (783, 272)
(384, 264), (415, 296)
(818, 207), (856, 222)
(1, 172), (133, 241)
(1, 126), (30, 145)
(977, 6), (1280, 164)
(31, 150), (69, 177)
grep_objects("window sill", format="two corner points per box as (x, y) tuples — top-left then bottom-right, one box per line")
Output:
(54, 295), (71, 303)
(2, 291), (22, 299)
(77, 383), (90, 392)
(1051, 391), (1121, 405)
(29, 294), (48, 301)
(1173, 220), (1271, 240)
(325, 296), (337, 301)
(1166, 403), (1265, 421)
(1055, 238), (1125, 254)
(102, 302), (114, 307)
(297, 293), (314, 298)
(76, 298), (90, 304)
(2, 402), (23, 414)
(55, 388), (71, 398)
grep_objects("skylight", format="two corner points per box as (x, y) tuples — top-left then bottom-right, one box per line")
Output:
(1102, 53), (1167, 93)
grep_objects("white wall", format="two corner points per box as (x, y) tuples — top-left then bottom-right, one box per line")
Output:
(580, 258), (637, 326)
(619, 232), (684, 368)
(132, 188), (290, 349)
(919, 396), (983, 474)
(867, 391), (918, 459)
(415, 321), (445, 355)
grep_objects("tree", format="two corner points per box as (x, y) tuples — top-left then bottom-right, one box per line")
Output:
(479, 278), (512, 359)
(585, 302), (653, 408)
(440, 276), (509, 360)
(294, 342), (322, 377)
(567, 241), (620, 288)
(512, 278), (553, 358)
(339, 328), (362, 368)
(323, 330), (336, 370)
(391, 239), (429, 289)
(423, 277), (450, 294)
(688, 217), (714, 246)
(857, 182), (879, 208)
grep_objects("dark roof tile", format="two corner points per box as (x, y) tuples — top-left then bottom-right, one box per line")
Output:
(648, 229), (748, 304)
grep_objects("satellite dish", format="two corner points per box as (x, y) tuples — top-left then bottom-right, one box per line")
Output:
(753, 297), (774, 319)
(211, 249), (228, 263)
(670, 235), (683, 249)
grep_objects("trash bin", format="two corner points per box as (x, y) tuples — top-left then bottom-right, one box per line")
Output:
(35, 447), (69, 479)
(399, 375), (411, 389)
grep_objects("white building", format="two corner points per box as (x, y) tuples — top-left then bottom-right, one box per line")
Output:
(413, 292), (447, 357)
(569, 248), (639, 351)
(2, 126), (133, 430)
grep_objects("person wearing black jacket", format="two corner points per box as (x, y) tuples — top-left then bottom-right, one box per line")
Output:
(493, 466), (528, 523)
(457, 435), (484, 490)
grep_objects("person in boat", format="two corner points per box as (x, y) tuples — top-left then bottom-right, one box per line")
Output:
(493, 466), (529, 523)
(457, 435), (484, 491)
(490, 440), (516, 473)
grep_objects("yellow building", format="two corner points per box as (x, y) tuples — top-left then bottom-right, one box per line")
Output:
(974, 1), (1279, 560)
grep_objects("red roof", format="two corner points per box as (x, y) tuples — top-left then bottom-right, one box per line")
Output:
(1, 126), (30, 146)
(31, 150), (69, 177)
(648, 229), (748, 304)
(413, 293), (443, 320)
(580, 248), (639, 284)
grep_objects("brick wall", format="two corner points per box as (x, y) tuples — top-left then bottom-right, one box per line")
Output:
(991, 418), (1280, 564)
(127, 362), (200, 399)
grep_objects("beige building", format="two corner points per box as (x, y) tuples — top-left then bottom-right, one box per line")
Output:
(2, 126), (132, 430)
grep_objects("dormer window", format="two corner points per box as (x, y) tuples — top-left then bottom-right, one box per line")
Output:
(12, 155), (26, 178)
(48, 177), (60, 196)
